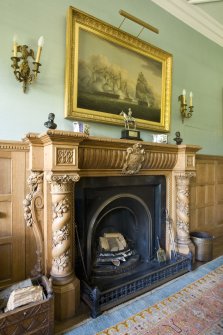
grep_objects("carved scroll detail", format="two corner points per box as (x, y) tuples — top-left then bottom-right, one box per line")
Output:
(122, 143), (145, 175)
(23, 171), (44, 276)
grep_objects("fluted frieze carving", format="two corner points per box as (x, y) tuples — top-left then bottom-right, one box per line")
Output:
(23, 171), (44, 276)
(79, 147), (178, 171)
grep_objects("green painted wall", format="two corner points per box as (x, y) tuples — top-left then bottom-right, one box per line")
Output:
(1, 0), (223, 154)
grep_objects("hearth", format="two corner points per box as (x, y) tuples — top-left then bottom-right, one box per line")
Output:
(74, 175), (192, 317)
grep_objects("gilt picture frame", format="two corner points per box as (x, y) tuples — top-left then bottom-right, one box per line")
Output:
(64, 7), (172, 132)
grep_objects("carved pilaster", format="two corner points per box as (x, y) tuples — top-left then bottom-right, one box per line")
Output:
(175, 172), (196, 255)
(46, 172), (80, 320)
(23, 171), (44, 277)
(46, 172), (79, 282)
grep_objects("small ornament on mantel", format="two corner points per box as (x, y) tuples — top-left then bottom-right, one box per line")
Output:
(173, 131), (183, 145)
(120, 108), (141, 141)
(44, 113), (57, 129)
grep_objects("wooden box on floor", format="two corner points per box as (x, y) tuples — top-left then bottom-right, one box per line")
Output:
(0, 277), (54, 335)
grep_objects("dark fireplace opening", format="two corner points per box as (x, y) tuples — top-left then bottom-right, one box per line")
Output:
(75, 175), (166, 277)
(91, 193), (153, 278)
(74, 175), (192, 317)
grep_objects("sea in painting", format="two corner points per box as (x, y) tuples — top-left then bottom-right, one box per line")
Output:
(77, 28), (162, 123)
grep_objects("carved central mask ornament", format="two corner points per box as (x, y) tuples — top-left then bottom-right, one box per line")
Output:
(122, 143), (145, 174)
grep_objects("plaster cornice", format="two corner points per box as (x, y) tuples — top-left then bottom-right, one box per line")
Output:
(151, 0), (223, 47)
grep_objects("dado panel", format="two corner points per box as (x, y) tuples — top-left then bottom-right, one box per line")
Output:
(0, 143), (28, 289)
(190, 156), (223, 237)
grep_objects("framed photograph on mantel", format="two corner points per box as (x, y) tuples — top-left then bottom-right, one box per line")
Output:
(64, 7), (172, 132)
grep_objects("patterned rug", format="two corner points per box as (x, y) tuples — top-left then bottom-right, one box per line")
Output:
(65, 256), (223, 335)
(97, 265), (223, 335)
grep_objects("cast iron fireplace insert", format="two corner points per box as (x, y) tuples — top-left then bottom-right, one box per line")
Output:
(74, 175), (192, 317)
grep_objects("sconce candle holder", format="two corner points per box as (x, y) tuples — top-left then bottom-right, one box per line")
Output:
(11, 36), (44, 93)
(179, 89), (194, 123)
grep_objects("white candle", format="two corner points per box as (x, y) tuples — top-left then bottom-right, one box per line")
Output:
(13, 35), (17, 57)
(182, 89), (186, 104)
(35, 36), (44, 63)
(38, 36), (44, 47)
(189, 91), (193, 106)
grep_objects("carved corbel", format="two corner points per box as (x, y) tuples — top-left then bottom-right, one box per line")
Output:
(23, 171), (44, 276)
(122, 143), (145, 174)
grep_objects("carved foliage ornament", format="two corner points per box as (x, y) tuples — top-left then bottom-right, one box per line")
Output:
(175, 172), (196, 234)
(46, 172), (79, 184)
(23, 171), (44, 276)
(122, 143), (145, 175)
(46, 172), (80, 192)
(52, 197), (71, 273)
(23, 171), (44, 227)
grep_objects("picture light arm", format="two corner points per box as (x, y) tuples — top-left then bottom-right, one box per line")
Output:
(119, 10), (159, 37)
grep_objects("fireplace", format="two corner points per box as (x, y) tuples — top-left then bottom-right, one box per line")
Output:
(75, 175), (192, 317)
(75, 175), (166, 277)
(24, 131), (201, 320)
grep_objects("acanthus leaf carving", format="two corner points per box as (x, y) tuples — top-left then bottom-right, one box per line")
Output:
(46, 172), (80, 193)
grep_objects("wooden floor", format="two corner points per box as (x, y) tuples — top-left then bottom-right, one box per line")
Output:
(55, 235), (223, 335)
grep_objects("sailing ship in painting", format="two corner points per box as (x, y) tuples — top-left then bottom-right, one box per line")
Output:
(77, 55), (161, 122)
(135, 72), (155, 107)
(88, 64), (135, 102)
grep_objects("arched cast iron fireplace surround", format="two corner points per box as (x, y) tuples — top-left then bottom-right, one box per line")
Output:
(75, 175), (191, 317)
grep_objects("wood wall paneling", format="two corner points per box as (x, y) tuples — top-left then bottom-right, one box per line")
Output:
(0, 148), (28, 289)
(190, 156), (223, 237)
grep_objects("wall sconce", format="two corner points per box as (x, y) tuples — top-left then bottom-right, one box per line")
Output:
(11, 35), (44, 93)
(179, 89), (194, 123)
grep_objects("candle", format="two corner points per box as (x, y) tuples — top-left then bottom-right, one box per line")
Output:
(189, 91), (193, 106)
(182, 89), (186, 104)
(35, 36), (44, 63)
(13, 35), (17, 57)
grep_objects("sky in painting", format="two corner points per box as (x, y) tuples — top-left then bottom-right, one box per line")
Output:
(77, 27), (162, 99)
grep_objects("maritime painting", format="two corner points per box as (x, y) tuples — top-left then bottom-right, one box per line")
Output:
(65, 7), (172, 132)
(77, 29), (162, 123)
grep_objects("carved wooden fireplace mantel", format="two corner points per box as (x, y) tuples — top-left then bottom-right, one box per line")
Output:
(23, 130), (201, 320)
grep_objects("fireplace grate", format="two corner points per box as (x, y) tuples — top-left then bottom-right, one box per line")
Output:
(81, 252), (192, 318)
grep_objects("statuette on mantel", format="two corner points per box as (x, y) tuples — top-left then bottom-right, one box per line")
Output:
(44, 113), (57, 129)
